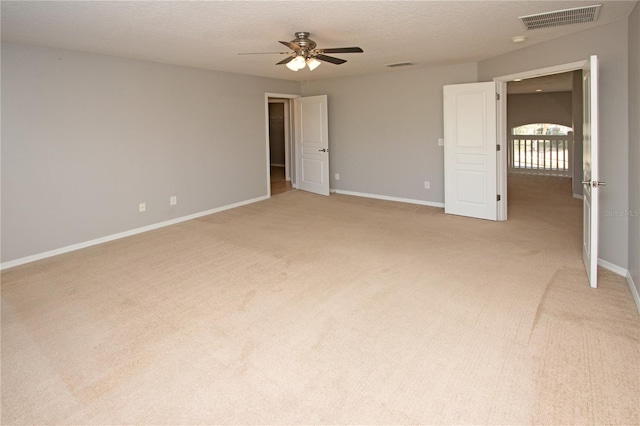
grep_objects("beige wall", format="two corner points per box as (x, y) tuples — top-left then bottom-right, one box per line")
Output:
(479, 20), (630, 270)
(301, 63), (478, 204)
(507, 92), (573, 129)
(628, 2), (640, 302)
(1, 42), (300, 263)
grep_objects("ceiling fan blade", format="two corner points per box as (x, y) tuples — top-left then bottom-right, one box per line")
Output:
(315, 54), (347, 65)
(276, 56), (296, 65)
(279, 41), (301, 51)
(238, 52), (291, 55)
(318, 47), (363, 54)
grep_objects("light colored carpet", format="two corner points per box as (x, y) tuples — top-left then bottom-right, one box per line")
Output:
(2, 175), (638, 425)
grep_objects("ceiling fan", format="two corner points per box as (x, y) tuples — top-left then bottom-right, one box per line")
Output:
(239, 32), (363, 71)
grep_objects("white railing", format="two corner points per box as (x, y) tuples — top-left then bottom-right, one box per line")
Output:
(509, 134), (572, 177)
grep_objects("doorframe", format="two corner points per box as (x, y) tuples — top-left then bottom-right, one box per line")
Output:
(493, 60), (587, 221)
(265, 93), (300, 197)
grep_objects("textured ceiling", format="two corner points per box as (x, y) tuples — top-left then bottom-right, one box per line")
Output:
(1, 1), (637, 82)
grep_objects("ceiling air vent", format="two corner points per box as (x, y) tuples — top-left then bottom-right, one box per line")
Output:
(519, 4), (601, 30)
(385, 61), (415, 68)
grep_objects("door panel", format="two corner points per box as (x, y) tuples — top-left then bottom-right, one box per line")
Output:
(583, 55), (599, 288)
(444, 82), (497, 220)
(295, 95), (330, 196)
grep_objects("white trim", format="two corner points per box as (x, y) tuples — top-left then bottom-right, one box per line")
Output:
(496, 81), (508, 221)
(0, 195), (269, 271)
(573, 193), (584, 200)
(495, 60), (587, 83)
(626, 272), (640, 315)
(333, 189), (445, 208)
(597, 258), (627, 277)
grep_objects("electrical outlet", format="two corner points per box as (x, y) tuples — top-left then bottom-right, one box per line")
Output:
(424, 181), (431, 189)
(139, 202), (146, 212)
(335, 173), (340, 181)
(170, 196), (177, 205)
(438, 138), (445, 147)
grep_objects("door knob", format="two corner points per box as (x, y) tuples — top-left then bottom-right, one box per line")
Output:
(318, 148), (328, 152)
(582, 180), (607, 187)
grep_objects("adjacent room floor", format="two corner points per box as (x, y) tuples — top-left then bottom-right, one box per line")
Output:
(2, 175), (638, 424)
(270, 165), (293, 196)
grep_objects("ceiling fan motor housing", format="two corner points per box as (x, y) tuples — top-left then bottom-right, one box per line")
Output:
(293, 32), (317, 54)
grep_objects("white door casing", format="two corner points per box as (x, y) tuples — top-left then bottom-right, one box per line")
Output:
(443, 82), (498, 221)
(295, 95), (330, 196)
(582, 55), (600, 288)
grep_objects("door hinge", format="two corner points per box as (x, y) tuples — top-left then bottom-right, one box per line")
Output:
(497, 195), (501, 201)
(497, 144), (501, 151)
(496, 93), (500, 101)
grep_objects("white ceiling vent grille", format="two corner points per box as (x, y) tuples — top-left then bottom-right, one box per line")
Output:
(385, 61), (415, 68)
(519, 4), (601, 30)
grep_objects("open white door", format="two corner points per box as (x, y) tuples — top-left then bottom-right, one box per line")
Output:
(443, 82), (498, 220)
(294, 95), (330, 196)
(582, 55), (601, 288)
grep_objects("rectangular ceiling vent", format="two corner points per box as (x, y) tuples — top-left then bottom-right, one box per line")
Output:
(519, 4), (601, 30)
(385, 61), (415, 68)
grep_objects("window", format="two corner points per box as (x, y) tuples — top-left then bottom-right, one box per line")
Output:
(512, 123), (572, 136)
(510, 123), (573, 175)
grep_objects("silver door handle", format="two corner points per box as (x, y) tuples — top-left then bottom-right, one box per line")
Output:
(582, 180), (607, 187)
(319, 148), (328, 152)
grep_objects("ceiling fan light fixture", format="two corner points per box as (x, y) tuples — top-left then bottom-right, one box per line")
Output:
(293, 55), (306, 69)
(307, 58), (321, 71)
(286, 60), (300, 71)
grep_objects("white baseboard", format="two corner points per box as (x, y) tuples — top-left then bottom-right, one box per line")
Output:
(332, 189), (444, 208)
(0, 195), (269, 271)
(626, 272), (640, 315)
(573, 193), (584, 200)
(597, 258), (627, 277)
(597, 259), (640, 315)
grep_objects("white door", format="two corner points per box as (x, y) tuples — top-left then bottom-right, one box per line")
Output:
(294, 95), (330, 196)
(443, 82), (498, 220)
(582, 55), (601, 288)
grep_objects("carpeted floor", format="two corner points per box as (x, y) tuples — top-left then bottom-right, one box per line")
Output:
(1, 175), (638, 425)
(270, 165), (293, 196)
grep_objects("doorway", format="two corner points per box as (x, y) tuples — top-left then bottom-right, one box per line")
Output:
(265, 93), (299, 197)
(264, 92), (331, 198)
(268, 99), (293, 195)
(505, 71), (581, 212)
(495, 57), (601, 288)
(494, 60), (590, 221)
